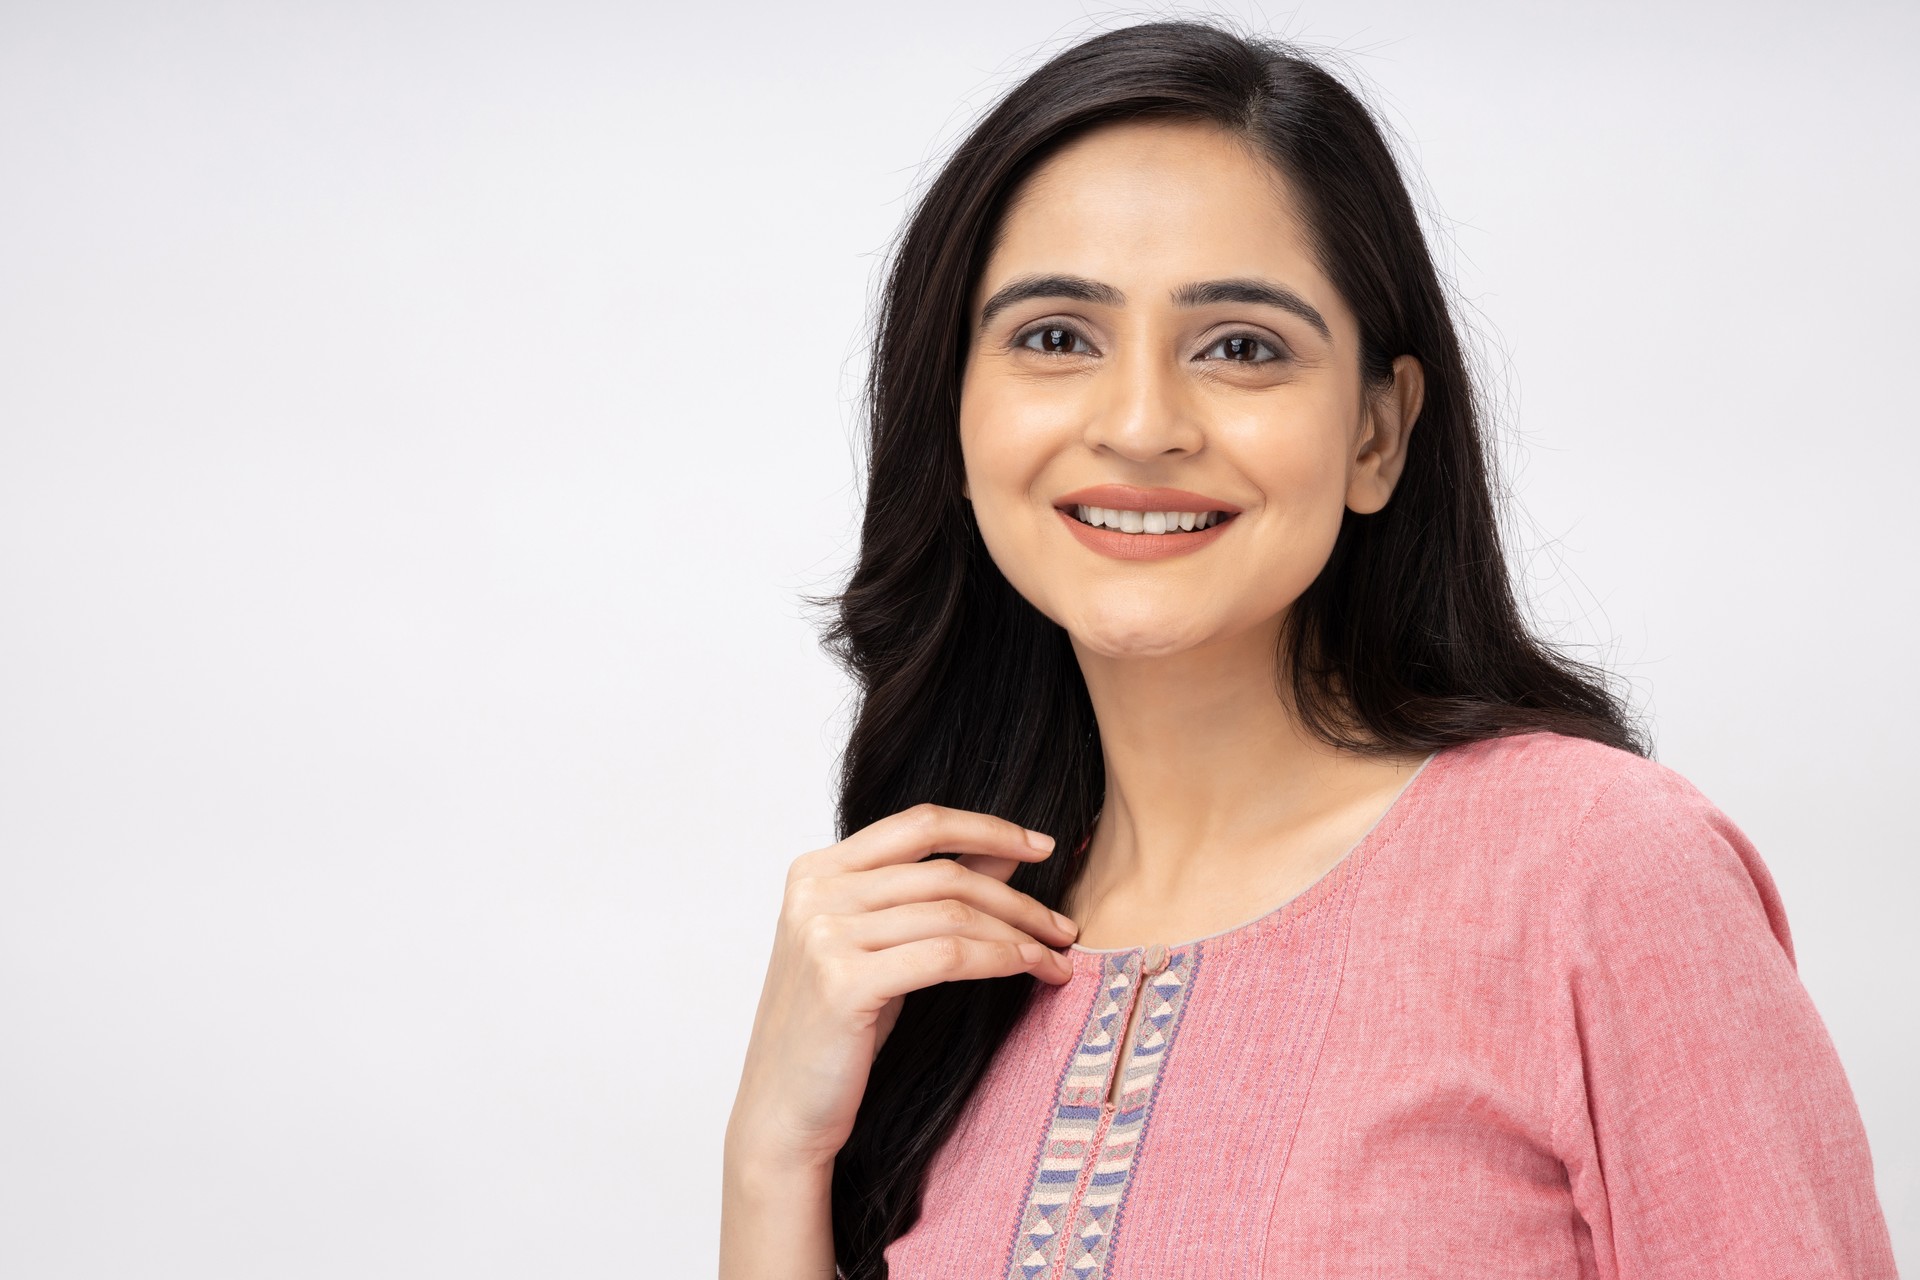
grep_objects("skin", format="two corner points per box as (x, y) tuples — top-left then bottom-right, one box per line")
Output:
(959, 117), (1430, 947)
(722, 115), (1431, 1277)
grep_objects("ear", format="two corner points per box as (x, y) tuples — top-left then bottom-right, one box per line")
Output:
(1346, 354), (1425, 515)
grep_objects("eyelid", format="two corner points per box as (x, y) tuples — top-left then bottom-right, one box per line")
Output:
(1011, 318), (1100, 356)
(1198, 328), (1289, 363)
(1007, 319), (1290, 361)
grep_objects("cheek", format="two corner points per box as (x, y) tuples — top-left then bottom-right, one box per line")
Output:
(959, 381), (1058, 509)
(1221, 398), (1353, 510)
(1219, 416), (1356, 586)
(958, 382), (1071, 609)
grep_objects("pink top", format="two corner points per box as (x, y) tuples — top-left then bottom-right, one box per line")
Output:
(881, 731), (1897, 1277)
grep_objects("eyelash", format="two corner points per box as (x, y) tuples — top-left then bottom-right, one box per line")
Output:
(1012, 322), (1286, 364)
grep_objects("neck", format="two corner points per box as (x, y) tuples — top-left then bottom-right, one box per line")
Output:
(1063, 617), (1424, 937)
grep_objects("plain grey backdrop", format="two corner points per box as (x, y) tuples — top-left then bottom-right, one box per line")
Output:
(1, 1), (1914, 1274)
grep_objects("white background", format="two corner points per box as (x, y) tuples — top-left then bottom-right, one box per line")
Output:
(1, 1), (1914, 1274)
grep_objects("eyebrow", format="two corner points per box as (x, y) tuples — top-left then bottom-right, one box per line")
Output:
(977, 274), (1122, 331)
(1171, 278), (1333, 343)
(976, 273), (1332, 343)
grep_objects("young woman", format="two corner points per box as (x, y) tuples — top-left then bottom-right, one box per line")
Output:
(721, 20), (1897, 1279)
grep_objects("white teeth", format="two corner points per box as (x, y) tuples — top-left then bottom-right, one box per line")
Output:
(1072, 505), (1228, 534)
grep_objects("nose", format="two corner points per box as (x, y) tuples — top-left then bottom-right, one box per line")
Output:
(1081, 343), (1206, 460)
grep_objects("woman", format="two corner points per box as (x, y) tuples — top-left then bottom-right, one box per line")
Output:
(721, 20), (1897, 1278)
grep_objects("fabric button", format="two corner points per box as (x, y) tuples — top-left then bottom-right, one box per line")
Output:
(1142, 942), (1169, 974)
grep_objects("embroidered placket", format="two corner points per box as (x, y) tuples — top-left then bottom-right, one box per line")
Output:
(1002, 942), (1199, 1280)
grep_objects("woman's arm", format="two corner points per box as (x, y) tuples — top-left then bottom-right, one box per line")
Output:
(1548, 760), (1898, 1278)
(718, 804), (1079, 1277)
(719, 1136), (836, 1280)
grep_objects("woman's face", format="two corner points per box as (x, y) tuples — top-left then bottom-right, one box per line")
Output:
(959, 118), (1422, 660)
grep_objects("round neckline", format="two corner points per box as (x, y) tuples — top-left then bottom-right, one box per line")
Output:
(1063, 745), (1447, 974)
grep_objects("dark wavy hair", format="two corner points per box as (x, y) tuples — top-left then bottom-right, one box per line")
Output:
(807, 17), (1648, 1275)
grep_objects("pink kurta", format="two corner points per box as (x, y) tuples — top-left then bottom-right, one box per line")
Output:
(881, 731), (1897, 1277)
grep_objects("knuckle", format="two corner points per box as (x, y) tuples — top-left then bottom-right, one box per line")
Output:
(782, 874), (824, 924)
(800, 913), (841, 954)
(935, 899), (973, 930)
(926, 934), (966, 974)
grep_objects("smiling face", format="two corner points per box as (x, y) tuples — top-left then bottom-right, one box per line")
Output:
(959, 117), (1423, 661)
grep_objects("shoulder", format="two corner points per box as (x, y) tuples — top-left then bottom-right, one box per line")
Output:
(1418, 729), (1675, 858)
(1434, 726), (1655, 802)
(1430, 728), (1734, 845)
(1422, 731), (1794, 962)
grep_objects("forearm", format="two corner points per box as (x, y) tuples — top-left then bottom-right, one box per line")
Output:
(720, 1139), (838, 1280)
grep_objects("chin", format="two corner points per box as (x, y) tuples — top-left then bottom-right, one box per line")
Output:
(1067, 619), (1218, 660)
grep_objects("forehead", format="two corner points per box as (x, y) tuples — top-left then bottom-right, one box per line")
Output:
(978, 118), (1334, 316)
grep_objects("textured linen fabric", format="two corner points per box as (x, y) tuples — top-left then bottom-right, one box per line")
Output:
(879, 731), (1897, 1278)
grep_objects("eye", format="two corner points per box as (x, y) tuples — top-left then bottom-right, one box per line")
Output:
(1015, 323), (1094, 356)
(1199, 332), (1285, 364)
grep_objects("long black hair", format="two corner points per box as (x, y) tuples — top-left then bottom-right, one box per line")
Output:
(807, 18), (1648, 1274)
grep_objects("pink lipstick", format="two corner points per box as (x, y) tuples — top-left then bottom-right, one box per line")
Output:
(1052, 484), (1241, 562)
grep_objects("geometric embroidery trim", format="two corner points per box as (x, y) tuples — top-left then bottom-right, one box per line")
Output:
(1001, 943), (1203, 1280)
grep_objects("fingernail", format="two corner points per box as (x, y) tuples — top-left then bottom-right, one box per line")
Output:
(1026, 829), (1055, 852)
(1052, 911), (1077, 936)
(1018, 942), (1048, 964)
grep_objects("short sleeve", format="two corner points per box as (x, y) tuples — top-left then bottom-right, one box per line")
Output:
(1548, 761), (1898, 1279)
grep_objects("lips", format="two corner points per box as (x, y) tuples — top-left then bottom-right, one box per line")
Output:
(1054, 505), (1236, 561)
(1053, 484), (1242, 514)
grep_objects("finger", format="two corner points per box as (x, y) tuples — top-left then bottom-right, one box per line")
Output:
(828, 803), (1056, 876)
(846, 897), (1055, 951)
(853, 859), (1079, 946)
(951, 845), (1048, 885)
(850, 934), (1078, 1003)
(836, 901), (1077, 983)
(953, 823), (1085, 887)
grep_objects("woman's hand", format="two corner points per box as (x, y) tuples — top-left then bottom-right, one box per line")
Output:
(725, 803), (1080, 1175)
